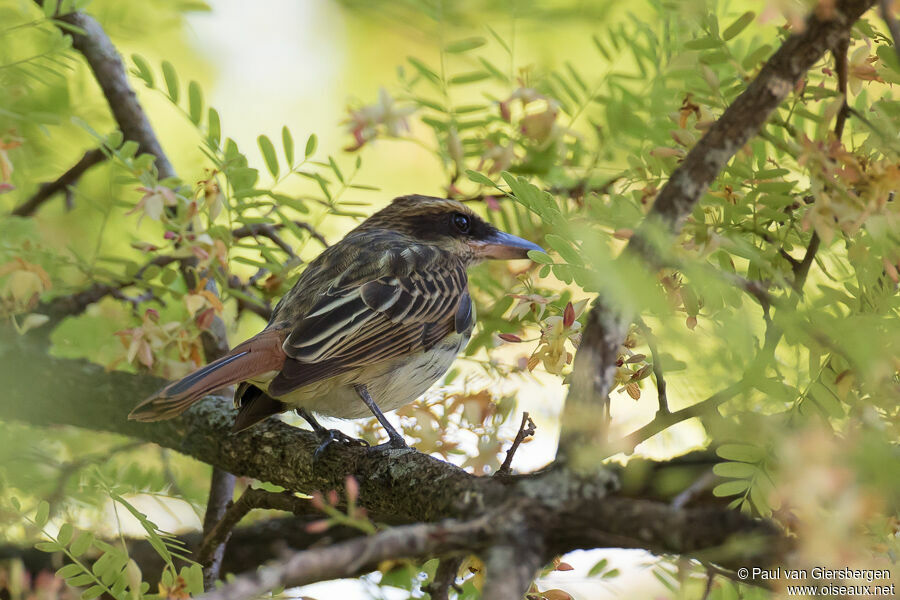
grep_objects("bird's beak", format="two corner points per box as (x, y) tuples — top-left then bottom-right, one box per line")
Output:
(470, 230), (545, 260)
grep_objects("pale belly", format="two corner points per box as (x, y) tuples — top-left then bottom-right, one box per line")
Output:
(251, 329), (470, 419)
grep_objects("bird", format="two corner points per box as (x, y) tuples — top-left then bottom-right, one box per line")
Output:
(128, 194), (543, 453)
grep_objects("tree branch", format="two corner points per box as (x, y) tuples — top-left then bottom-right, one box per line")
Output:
(197, 488), (318, 568)
(495, 412), (536, 477)
(200, 468), (236, 588)
(0, 334), (786, 587)
(231, 221), (328, 249)
(10, 148), (107, 217)
(880, 0), (900, 64)
(197, 516), (495, 600)
(558, 0), (875, 463)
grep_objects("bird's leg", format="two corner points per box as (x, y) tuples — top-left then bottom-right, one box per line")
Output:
(296, 408), (368, 460)
(354, 384), (409, 450)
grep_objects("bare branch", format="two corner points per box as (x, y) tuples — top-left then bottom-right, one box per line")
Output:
(880, 0), (900, 65)
(198, 488), (318, 568)
(612, 381), (746, 458)
(833, 34), (851, 139)
(11, 148), (106, 217)
(232, 221), (328, 248)
(423, 557), (463, 600)
(496, 412), (536, 477)
(196, 516), (494, 600)
(201, 468), (237, 588)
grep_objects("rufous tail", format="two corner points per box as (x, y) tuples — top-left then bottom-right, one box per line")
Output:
(128, 329), (286, 422)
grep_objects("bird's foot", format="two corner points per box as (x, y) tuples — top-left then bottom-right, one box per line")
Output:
(366, 432), (410, 452)
(312, 428), (369, 461)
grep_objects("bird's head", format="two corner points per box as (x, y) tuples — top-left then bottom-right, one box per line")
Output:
(357, 195), (544, 262)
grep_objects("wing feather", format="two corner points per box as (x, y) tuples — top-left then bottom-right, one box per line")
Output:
(268, 253), (468, 397)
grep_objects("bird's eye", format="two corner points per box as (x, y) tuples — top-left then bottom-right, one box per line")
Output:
(452, 213), (471, 234)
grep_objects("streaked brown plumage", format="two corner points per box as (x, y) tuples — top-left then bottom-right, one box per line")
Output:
(129, 194), (543, 450)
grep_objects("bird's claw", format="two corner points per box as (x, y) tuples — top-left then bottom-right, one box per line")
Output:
(366, 433), (410, 452)
(312, 428), (369, 461)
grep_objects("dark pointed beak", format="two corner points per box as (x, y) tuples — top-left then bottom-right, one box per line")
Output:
(470, 230), (545, 260)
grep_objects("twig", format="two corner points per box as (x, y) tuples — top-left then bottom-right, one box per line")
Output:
(11, 148), (106, 217)
(833, 35), (851, 139)
(881, 0), (900, 65)
(496, 413), (536, 477)
(195, 515), (494, 600)
(791, 232), (821, 292)
(231, 224), (296, 258)
(423, 557), (463, 600)
(700, 566), (716, 600)
(197, 488), (318, 567)
(611, 381), (746, 458)
(232, 221), (328, 248)
(636, 319), (669, 415)
(201, 468), (237, 588)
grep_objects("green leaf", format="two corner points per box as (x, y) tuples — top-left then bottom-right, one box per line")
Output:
(327, 156), (344, 183)
(305, 133), (317, 158)
(57, 523), (73, 546)
(188, 81), (203, 125)
(466, 169), (495, 187)
(69, 532), (94, 557)
(257, 135), (279, 178)
(713, 461), (758, 478)
(57, 564), (84, 579)
(119, 141), (138, 160)
(527, 250), (553, 264)
(716, 444), (764, 463)
(712, 479), (750, 497)
(34, 500), (50, 527)
(545, 233), (583, 266)
(82, 585), (105, 600)
(68, 574), (95, 587)
(722, 12), (755, 41)
(207, 108), (221, 146)
(587, 558), (608, 577)
(43, 0), (59, 18)
(282, 126), (294, 166)
(161, 61), (179, 102)
(35, 541), (60, 553)
(444, 37), (486, 53)
(407, 57), (441, 85)
(449, 71), (490, 85)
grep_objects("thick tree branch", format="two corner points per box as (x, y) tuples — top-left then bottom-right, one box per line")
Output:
(198, 516), (495, 600)
(10, 148), (106, 217)
(0, 335), (786, 588)
(558, 0), (875, 463)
